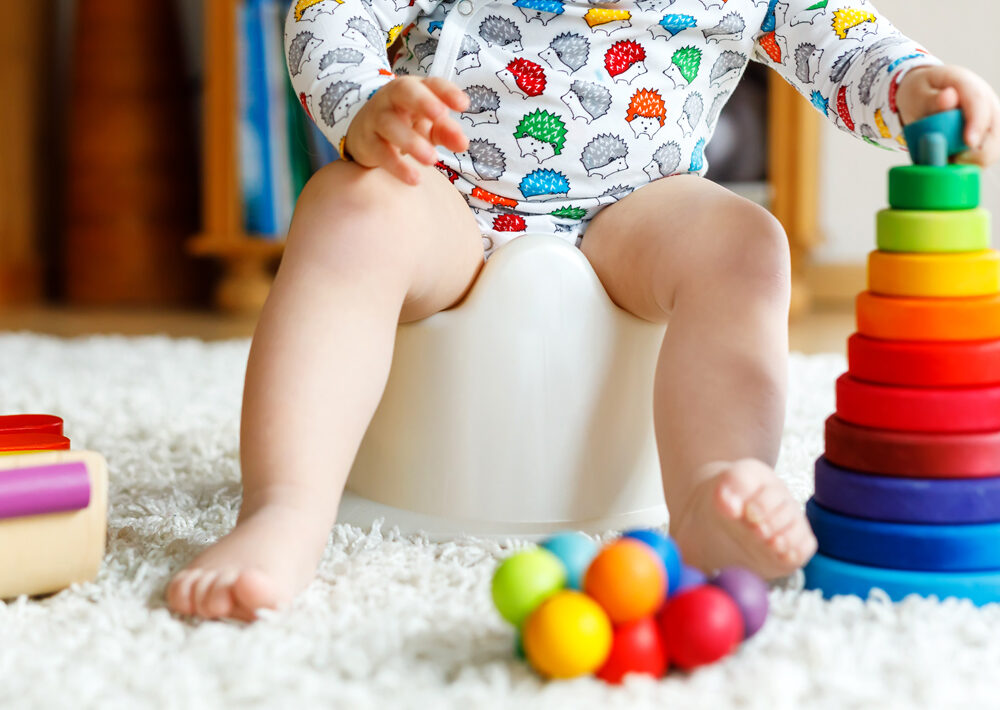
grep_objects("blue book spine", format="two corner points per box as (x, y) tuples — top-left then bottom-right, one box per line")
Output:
(237, 0), (277, 236)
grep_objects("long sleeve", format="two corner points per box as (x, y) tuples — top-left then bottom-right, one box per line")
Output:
(752, 1), (941, 151)
(284, 0), (431, 159)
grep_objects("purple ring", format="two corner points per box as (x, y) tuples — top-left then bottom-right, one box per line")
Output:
(814, 457), (1000, 524)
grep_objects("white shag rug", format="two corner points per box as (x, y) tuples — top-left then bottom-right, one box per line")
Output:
(2, 333), (1000, 710)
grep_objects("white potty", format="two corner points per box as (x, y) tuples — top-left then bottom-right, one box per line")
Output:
(337, 234), (668, 539)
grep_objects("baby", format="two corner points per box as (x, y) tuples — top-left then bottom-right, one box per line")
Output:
(168, 0), (1000, 620)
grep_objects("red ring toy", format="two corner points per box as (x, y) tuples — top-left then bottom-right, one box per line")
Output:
(836, 374), (1000, 433)
(848, 335), (1000, 387)
(825, 415), (1000, 478)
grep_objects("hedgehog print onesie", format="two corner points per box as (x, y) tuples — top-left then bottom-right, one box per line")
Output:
(286, 0), (938, 257)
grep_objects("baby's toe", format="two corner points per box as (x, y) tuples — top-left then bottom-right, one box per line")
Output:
(192, 571), (222, 618)
(774, 517), (816, 565)
(204, 570), (239, 618)
(713, 462), (768, 519)
(167, 570), (199, 616)
(754, 498), (801, 543)
(743, 485), (791, 536)
(231, 568), (281, 620)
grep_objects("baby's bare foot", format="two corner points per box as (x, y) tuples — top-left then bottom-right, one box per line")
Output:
(669, 459), (817, 580)
(166, 502), (332, 621)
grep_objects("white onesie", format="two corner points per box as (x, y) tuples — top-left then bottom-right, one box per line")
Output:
(285, 0), (938, 257)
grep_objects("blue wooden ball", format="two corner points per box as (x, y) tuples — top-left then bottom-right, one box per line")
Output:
(540, 532), (598, 590)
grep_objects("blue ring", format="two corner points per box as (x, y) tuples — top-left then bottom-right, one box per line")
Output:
(814, 457), (1000, 524)
(807, 499), (1000, 571)
(902, 109), (968, 164)
(804, 553), (1000, 606)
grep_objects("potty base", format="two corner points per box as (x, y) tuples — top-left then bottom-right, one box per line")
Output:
(336, 490), (668, 541)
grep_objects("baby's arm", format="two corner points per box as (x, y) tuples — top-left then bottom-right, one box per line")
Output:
(283, 0), (468, 184)
(753, 1), (939, 151)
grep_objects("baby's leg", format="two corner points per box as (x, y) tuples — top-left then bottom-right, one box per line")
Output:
(167, 162), (484, 620)
(580, 175), (816, 579)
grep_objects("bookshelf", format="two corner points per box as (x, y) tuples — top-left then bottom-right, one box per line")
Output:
(192, 0), (821, 315)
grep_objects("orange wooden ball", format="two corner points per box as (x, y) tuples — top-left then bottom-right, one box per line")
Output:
(583, 539), (667, 624)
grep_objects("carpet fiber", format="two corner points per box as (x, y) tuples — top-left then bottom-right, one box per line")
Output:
(2, 333), (999, 710)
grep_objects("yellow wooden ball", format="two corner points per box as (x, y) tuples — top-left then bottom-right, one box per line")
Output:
(522, 590), (613, 679)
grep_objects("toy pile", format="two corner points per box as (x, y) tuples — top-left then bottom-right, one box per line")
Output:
(491, 529), (768, 681)
(0, 414), (108, 598)
(804, 109), (1000, 605)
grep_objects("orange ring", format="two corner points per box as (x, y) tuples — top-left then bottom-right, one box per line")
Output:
(857, 291), (1000, 341)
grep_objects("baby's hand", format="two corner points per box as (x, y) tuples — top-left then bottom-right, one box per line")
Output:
(895, 65), (1000, 166)
(344, 76), (470, 185)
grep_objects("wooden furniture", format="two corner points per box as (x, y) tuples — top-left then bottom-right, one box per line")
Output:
(65, 0), (205, 306)
(193, 1), (822, 315)
(0, 1), (51, 305)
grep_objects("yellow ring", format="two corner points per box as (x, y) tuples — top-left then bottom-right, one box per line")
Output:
(868, 250), (1000, 298)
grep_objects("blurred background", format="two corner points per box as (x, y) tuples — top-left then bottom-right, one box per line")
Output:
(1, 1), (997, 345)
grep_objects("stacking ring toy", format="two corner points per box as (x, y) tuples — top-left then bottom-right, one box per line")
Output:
(804, 553), (1000, 607)
(813, 457), (1000, 524)
(867, 250), (1000, 298)
(824, 415), (1000, 478)
(806, 499), (1000, 572)
(876, 209), (990, 254)
(856, 292), (1000, 342)
(847, 335), (1000, 388)
(888, 164), (981, 212)
(902, 109), (968, 163)
(836, 374), (1000, 433)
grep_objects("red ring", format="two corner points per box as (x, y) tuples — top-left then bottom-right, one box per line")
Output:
(825, 416), (1000, 478)
(836, 374), (1000, 433)
(848, 335), (1000, 387)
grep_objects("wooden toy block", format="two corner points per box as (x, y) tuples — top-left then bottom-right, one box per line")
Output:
(804, 553), (1000, 606)
(888, 163), (980, 211)
(825, 415), (1000, 479)
(856, 291), (1000, 341)
(0, 414), (64, 437)
(806, 499), (1000, 572)
(848, 335), (1000, 388)
(0, 451), (108, 599)
(836, 373), (1000, 433)
(867, 249), (1000, 298)
(813, 457), (1000, 524)
(0, 433), (71, 455)
(876, 208), (990, 253)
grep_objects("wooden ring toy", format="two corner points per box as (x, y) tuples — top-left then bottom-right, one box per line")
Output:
(888, 164), (980, 211)
(902, 109), (968, 164)
(856, 291), (1000, 341)
(836, 374), (1000, 433)
(867, 250), (1000, 298)
(824, 415), (1000, 479)
(807, 499), (1000, 572)
(804, 553), (1000, 606)
(876, 209), (991, 254)
(813, 457), (1000, 524)
(847, 334), (1000, 387)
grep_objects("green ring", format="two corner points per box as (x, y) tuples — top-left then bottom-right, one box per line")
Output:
(889, 165), (980, 211)
(877, 208), (991, 253)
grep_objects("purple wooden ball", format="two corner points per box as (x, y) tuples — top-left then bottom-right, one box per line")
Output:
(675, 564), (707, 593)
(709, 566), (769, 638)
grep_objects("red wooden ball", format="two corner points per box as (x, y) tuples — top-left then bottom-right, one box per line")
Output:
(657, 585), (744, 670)
(595, 616), (668, 684)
